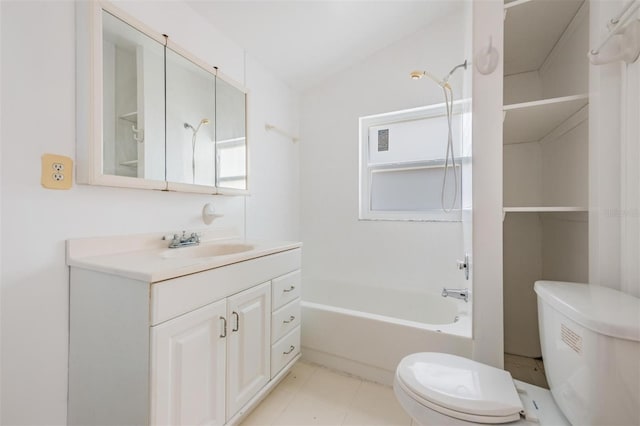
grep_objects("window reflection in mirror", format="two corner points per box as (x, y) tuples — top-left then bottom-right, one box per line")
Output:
(102, 11), (165, 180)
(216, 77), (247, 190)
(165, 48), (216, 187)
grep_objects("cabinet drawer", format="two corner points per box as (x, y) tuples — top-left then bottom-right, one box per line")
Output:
(272, 270), (301, 310)
(271, 299), (301, 343)
(271, 326), (300, 377)
(151, 249), (301, 325)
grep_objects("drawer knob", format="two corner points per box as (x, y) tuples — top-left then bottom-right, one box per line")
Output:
(283, 285), (296, 293)
(283, 345), (295, 355)
(283, 315), (295, 324)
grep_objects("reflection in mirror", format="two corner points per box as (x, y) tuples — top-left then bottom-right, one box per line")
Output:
(165, 48), (216, 187)
(102, 11), (165, 180)
(216, 77), (247, 190)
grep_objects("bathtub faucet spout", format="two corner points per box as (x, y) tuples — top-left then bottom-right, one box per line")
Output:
(441, 288), (469, 303)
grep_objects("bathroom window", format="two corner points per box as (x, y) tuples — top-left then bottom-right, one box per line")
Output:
(359, 102), (470, 221)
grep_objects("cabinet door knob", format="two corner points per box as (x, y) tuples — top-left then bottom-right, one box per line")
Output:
(219, 316), (227, 338)
(283, 285), (295, 293)
(283, 345), (295, 355)
(283, 315), (295, 324)
(232, 311), (240, 332)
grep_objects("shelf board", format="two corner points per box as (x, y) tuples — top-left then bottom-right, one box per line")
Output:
(503, 94), (588, 145)
(503, 206), (587, 222)
(120, 160), (138, 167)
(503, 206), (587, 213)
(119, 111), (138, 123)
(504, 0), (584, 75)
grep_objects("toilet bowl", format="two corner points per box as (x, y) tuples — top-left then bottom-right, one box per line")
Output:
(394, 281), (640, 426)
(393, 352), (567, 425)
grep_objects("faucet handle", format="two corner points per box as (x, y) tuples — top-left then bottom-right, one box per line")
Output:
(457, 254), (470, 280)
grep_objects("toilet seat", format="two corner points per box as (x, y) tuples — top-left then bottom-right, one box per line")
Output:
(395, 353), (524, 424)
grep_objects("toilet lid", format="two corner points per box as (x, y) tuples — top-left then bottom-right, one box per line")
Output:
(397, 353), (524, 420)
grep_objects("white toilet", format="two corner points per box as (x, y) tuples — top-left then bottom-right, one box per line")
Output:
(394, 281), (640, 425)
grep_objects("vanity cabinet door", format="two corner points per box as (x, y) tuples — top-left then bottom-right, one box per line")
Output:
(226, 282), (271, 420)
(151, 299), (227, 426)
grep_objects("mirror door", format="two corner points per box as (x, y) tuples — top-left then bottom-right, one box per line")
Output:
(165, 47), (217, 192)
(101, 9), (165, 182)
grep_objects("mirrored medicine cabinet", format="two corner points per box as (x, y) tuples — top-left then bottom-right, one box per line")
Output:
(76, 1), (248, 195)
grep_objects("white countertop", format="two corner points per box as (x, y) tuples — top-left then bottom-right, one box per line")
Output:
(67, 231), (302, 283)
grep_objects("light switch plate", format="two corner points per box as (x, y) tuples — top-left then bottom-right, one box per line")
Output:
(41, 154), (73, 190)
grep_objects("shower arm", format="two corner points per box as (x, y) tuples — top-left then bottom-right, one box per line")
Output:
(410, 60), (468, 88)
(444, 60), (468, 83)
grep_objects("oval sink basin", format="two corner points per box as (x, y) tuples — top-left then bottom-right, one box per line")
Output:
(162, 243), (254, 259)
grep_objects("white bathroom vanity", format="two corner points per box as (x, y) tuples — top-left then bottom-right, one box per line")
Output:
(66, 232), (302, 426)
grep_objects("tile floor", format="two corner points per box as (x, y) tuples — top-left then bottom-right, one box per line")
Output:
(504, 353), (549, 389)
(239, 361), (413, 426)
(242, 356), (548, 426)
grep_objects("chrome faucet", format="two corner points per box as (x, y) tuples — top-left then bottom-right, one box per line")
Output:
(166, 231), (200, 248)
(442, 288), (469, 303)
(457, 253), (470, 280)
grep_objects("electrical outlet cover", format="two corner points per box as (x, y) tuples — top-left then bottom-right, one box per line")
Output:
(42, 154), (73, 190)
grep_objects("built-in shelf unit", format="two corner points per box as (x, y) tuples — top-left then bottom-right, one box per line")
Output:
(502, 0), (589, 359)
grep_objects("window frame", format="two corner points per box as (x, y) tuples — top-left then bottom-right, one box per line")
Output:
(358, 101), (471, 222)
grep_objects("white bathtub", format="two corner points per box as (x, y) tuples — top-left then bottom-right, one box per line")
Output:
(301, 281), (472, 385)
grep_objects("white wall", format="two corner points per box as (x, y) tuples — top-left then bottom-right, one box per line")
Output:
(0, 0), (3, 418)
(299, 7), (469, 305)
(589, 0), (640, 297)
(245, 54), (300, 241)
(539, 1), (589, 100)
(504, 142), (541, 207)
(503, 71), (541, 105)
(620, 55), (640, 297)
(471, 0), (504, 368)
(0, 1), (299, 424)
(503, 213), (541, 357)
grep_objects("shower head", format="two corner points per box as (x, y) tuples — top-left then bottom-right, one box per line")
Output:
(409, 69), (447, 88)
(184, 118), (210, 133)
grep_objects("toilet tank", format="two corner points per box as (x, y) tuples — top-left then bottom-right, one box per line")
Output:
(534, 281), (640, 426)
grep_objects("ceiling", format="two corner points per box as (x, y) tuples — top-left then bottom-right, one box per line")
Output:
(186, 1), (462, 93)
